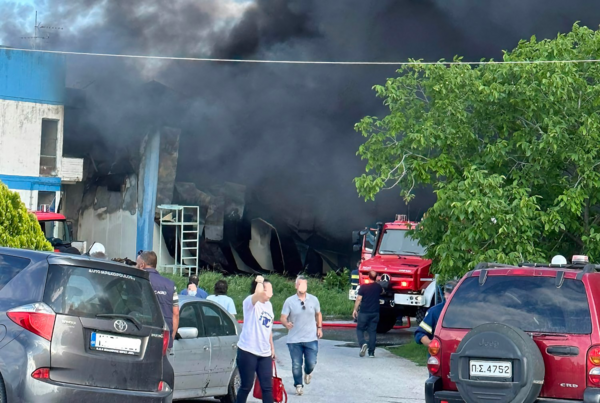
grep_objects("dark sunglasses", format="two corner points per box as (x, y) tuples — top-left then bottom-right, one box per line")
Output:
(301, 301), (306, 310)
(137, 250), (144, 257)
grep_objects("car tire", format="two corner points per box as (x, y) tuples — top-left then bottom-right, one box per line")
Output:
(450, 323), (544, 403)
(220, 367), (240, 403)
(415, 307), (428, 324)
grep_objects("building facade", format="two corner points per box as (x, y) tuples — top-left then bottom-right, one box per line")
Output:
(0, 48), (82, 210)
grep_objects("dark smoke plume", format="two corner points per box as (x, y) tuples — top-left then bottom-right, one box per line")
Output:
(2, 0), (600, 249)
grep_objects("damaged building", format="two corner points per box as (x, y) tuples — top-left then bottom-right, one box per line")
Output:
(59, 79), (348, 276)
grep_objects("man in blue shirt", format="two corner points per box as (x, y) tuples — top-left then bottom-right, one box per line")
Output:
(415, 281), (457, 346)
(180, 275), (208, 298)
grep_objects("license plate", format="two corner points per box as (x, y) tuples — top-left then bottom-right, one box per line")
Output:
(90, 332), (141, 356)
(470, 360), (512, 378)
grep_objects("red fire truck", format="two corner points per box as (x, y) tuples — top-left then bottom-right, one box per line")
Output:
(350, 215), (439, 333)
(33, 210), (80, 254)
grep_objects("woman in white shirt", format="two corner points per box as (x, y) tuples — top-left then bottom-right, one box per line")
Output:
(236, 275), (275, 403)
(207, 280), (237, 317)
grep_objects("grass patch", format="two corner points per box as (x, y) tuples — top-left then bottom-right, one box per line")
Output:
(388, 343), (429, 366)
(164, 272), (353, 319)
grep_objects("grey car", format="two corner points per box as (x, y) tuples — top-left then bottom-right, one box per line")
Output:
(172, 296), (240, 402)
(0, 247), (173, 402)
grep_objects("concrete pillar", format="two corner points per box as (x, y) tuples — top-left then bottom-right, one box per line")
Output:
(136, 129), (161, 254)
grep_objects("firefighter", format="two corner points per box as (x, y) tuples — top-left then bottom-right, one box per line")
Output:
(414, 281), (457, 346)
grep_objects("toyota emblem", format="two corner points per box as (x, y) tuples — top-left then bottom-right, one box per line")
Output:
(114, 319), (128, 333)
(381, 274), (391, 282)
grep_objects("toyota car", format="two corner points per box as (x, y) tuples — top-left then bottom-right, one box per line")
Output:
(0, 247), (173, 402)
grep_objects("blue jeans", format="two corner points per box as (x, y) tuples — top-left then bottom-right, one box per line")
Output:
(287, 341), (319, 387)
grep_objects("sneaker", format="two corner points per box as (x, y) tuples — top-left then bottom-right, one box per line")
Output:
(359, 344), (368, 357)
(304, 373), (312, 385)
(369, 353), (375, 358)
(296, 385), (304, 396)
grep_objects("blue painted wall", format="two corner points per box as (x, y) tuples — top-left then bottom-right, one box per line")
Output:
(0, 48), (66, 105)
(136, 131), (161, 253)
(0, 175), (61, 192)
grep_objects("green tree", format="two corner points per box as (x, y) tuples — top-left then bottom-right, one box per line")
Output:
(0, 182), (53, 251)
(355, 24), (600, 280)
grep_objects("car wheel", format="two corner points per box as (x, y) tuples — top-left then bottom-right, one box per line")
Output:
(415, 306), (428, 324)
(220, 367), (240, 403)
(450, 323), (544, 403)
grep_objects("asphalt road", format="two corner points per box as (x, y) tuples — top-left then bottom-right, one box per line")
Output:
(181, 325), (427, 402)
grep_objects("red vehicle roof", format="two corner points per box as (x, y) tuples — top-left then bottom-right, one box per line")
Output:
(33, 212), (66, 221)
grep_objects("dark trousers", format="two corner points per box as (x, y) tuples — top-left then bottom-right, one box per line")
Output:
(236, 348), (273, 403)
(357, 312), (379, 354)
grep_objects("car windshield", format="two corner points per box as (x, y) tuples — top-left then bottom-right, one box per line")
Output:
(44, 264), (163, 328)
(443, 276), (592, 334)
(378, 229), (426, 256)
(40, 220), (71, 244)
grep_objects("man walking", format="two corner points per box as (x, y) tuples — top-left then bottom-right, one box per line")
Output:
(136, 251), (180, 347)
(281, 275), (323, 396)
(353, 270), (383, 358)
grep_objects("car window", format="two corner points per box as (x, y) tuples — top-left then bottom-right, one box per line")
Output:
(179, 303), (205, 337)
(44, 264), (163, 328)
(202, 303), (230, 336)
(443, 276), (592, 334)
(0, 254), (31, 291)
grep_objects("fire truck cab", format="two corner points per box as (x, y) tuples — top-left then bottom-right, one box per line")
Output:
(351, 215), (439, 333)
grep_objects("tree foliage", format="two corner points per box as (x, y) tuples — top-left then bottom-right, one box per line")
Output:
(0, 182), (53, 251)
(355, 24), (600, 280)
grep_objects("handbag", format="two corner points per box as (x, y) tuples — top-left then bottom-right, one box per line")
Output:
(253, 360), (288, 403)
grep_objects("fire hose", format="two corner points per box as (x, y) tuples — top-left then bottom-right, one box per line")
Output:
(238, 317), (412, 330)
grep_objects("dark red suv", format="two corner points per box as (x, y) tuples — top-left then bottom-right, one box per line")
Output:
(425, 260), (600, 403)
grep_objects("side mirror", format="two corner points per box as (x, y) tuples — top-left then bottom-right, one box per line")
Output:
(66, 220), (74, 239)
(177, 327), (198, 340)
(352, 230), (361, 245)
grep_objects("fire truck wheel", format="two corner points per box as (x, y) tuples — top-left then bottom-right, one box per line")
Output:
(415, 307), (428, 324)
(376, 310), (397, 333)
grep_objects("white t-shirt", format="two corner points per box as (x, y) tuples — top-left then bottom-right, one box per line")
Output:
(207, 295), (237, 315)
(237, 295), (274, 357)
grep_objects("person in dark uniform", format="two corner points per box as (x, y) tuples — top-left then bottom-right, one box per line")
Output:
(136, 251), (180, 346)
(414, 281), (457, 346)
(353, 270), (384, 358)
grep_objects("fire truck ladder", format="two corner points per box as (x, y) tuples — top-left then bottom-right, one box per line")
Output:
(158, 205), (200, 276)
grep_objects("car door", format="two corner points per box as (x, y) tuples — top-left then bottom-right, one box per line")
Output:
(200, 301), (239, 388)
(173, 301), (211, 394)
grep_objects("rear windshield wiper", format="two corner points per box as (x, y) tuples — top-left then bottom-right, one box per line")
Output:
(96, 314), (142, 330)
(528, 332), (568, 339)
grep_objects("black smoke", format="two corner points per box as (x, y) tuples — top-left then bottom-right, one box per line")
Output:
(2, 0), (600, 249)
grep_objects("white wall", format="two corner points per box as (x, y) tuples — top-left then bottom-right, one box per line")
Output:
(0, 99), (64, 177)
(78, 208), (138, 260)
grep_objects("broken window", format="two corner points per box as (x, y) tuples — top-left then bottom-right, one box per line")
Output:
(40, 119), (59, 176)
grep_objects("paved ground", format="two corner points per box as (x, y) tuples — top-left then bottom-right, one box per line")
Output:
(184, 325), (427, 402)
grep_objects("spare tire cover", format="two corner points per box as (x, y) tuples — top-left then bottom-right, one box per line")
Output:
(450, 323), (544, 403)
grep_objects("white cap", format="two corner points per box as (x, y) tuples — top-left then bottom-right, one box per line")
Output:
(88, 242), (106, 255)
(551, 255), (567, 265)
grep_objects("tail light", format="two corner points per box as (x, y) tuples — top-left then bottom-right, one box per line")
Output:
(7, 303), (56, 341)
(162, 327), (170, 356)
(32, 368), (50, 380)
(158, 381), (172, 392)
(588, 346), (600, 385)
(427, 337), (442, 375)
